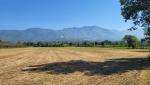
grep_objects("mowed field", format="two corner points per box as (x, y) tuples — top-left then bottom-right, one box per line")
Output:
(0, 47), (150, 85)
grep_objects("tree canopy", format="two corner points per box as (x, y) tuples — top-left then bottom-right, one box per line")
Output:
(123, 35), (139, 48)
(120, 0), (150, 41)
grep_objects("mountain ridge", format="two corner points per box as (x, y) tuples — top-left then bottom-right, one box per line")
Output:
(0, 26), (144, 42)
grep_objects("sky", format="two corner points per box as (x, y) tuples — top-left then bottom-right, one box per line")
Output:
(0, 0), (132, 30)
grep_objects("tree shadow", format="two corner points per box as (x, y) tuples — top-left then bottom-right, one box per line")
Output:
(132, 50), (150, 53)
(22, 57), (150, 76)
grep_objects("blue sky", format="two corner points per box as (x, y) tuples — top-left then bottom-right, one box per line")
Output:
(0, 0), (132, 30)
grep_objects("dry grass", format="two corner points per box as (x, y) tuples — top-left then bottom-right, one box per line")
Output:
(0, 47), (149, 85)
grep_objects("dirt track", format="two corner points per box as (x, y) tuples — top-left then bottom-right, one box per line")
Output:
(0, 47), (149, 85)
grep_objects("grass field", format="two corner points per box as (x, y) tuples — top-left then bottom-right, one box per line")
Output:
(0, 47), (150, 85)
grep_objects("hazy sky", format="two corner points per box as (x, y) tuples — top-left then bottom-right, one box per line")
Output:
(0, 0), (132, 30)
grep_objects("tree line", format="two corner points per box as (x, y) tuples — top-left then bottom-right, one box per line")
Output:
(0, 35), (149, 49)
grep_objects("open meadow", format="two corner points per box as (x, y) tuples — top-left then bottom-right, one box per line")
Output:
(0, 47), (150, 85)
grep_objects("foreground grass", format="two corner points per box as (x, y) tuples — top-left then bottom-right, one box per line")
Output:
(0, 47), (149, 85)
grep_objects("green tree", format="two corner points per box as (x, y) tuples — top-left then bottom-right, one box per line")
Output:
(123, 35), (140, 48)
(120, 0), (150, 41)
(144, 28), (150, 42)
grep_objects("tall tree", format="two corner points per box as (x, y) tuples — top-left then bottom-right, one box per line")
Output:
(120, 0), (150, 41)
(123, 35), (140, 48)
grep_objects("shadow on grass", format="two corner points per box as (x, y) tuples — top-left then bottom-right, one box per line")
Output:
(22, 57), (150, 76)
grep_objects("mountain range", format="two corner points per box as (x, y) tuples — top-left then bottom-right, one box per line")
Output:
(0, 26), (144, 42)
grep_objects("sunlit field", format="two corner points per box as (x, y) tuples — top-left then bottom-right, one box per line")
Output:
(0, 47), (149, 85)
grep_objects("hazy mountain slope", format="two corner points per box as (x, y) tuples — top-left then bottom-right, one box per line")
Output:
(0, 26), (144, 42)
(58, 26), (124, 41)
(22, 28), (59, 42)
(0, 28), (59, 42)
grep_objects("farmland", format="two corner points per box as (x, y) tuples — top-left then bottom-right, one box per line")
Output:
(0, 47), (149, 85)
